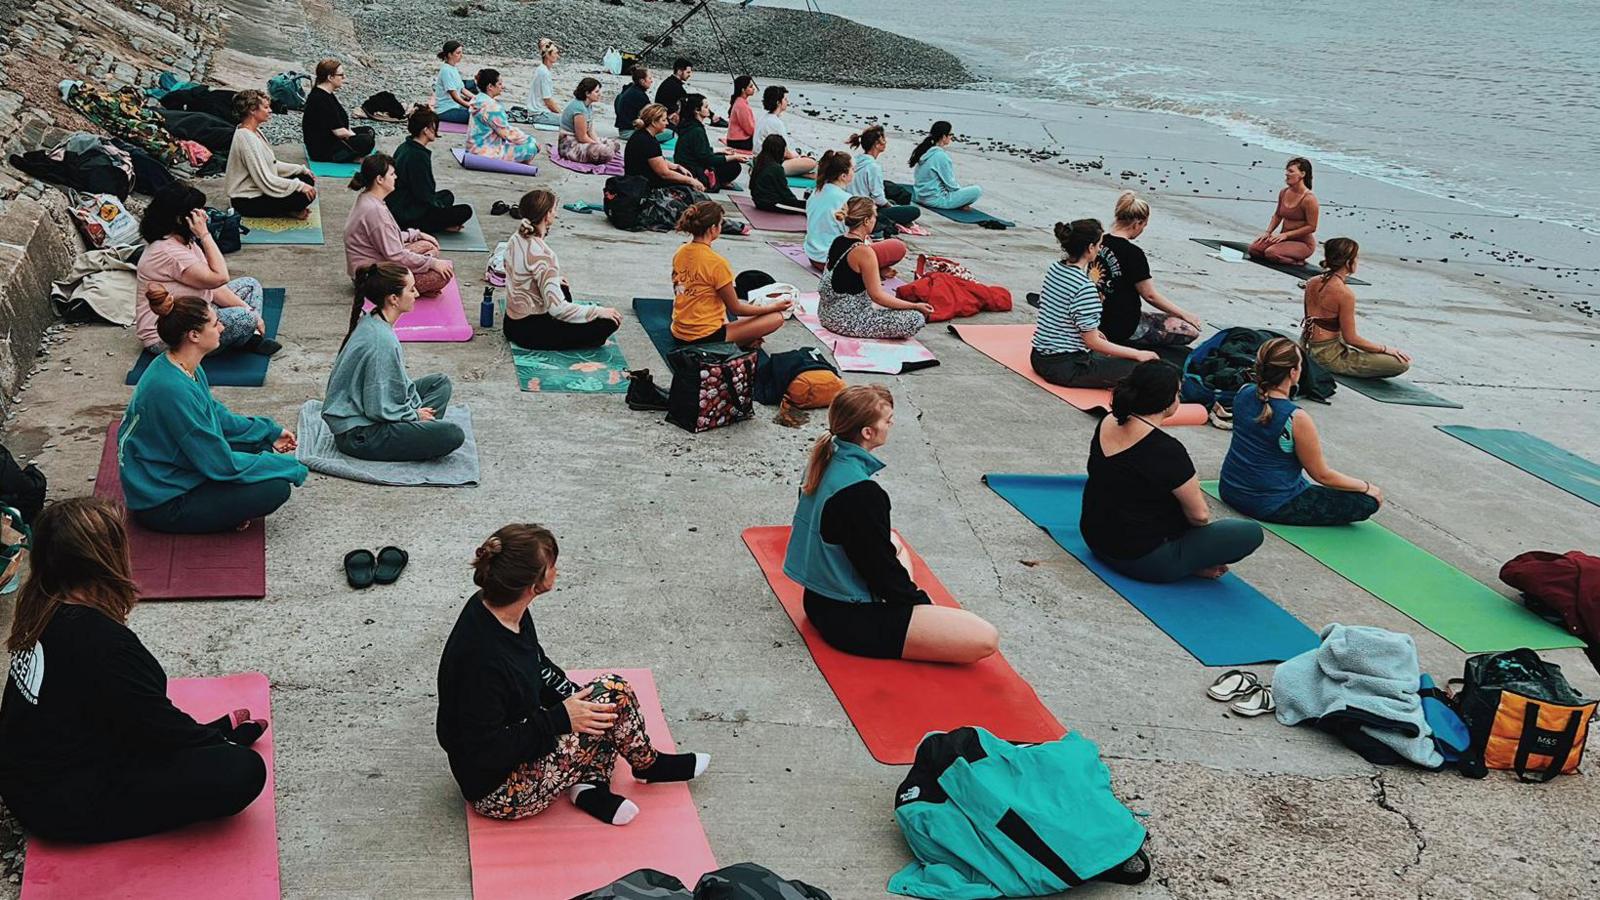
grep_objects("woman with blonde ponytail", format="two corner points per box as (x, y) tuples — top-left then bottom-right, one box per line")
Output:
(1097, 191), (1202, 349)
(784, 386), (998, 663)
(503, 189), (621, 350)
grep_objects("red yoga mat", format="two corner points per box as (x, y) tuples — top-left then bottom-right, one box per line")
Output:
(742, 526), (1065, 764)
(465, 668), (717, 899)
(95, 421), (267, 600)
(21, 673), (279, 900)
(949, 323), (1209, 426)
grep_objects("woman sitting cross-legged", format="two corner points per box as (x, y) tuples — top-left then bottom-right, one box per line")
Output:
(302, 58), (375, 164)
(752, 85), (816, 177)
(725, 75), (758, 151)
(672, 93), (742, 191)
(818, 198), (927, 340)
(467, 68), (538, 164)
(557, 77), (622, 165)
(119, 292), (306, 534)
(389, 105), (473, 234)
(434, 40), (476, 125)
(749, 134), (806, 215)
(671, 201), (789, 349)
(847, 125), (920, 236)
(910, 120), (982, 211)
(1081, 361), (1264, 582)
(802, 150), (856, 267)
(226, 89), (317, 219)
(322, 263), (465, 463)
(784, 385), (999, 663)
(1301, 238), (1411, 378)
(624, 103), (704, 192)
(0, 497), (270, 843)
(1097, 191), (1202, 350)
(345, 154), (454, 297)
(504, 190), (621, 350)
(437, 524), (710, 825)
(1031, 218), (1158, 388)
(1219, 337), (1384, 526)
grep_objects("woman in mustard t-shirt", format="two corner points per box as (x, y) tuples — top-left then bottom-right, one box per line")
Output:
(669, 201), (791, 348)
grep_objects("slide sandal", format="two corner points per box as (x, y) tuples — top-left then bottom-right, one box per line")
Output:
(344, 549), (376, 589)
(1207, 669), (1261, 701)
(374, 546), (409, 585)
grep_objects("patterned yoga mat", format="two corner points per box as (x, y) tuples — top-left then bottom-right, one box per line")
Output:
(512, 340), (630, 393)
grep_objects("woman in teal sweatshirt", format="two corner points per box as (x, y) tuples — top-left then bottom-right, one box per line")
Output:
(322, 263), (464, 462)
(119, 288), (305, 534)
(910, 121), (983, 211)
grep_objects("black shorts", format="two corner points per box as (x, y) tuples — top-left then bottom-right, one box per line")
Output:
(674, 326), (727, 346)
(802, 591), (925, 659)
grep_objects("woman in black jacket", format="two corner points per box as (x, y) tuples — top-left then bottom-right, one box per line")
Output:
(302, 58), (376, 163)
(436, 524), (710, 825)
(750, 134), (806, 214)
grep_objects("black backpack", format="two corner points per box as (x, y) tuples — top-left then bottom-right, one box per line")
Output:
(603, 175), (649, 231)
(0, 443), (46, 525)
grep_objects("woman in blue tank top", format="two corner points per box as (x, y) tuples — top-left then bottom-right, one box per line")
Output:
(1219, 338), (1383, 525)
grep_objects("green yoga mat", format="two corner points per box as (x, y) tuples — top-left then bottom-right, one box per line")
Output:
(512, 338), (629, 393)
(1438, 426), (1600, 507)
(1334, 374), (1461, 409)
(786, 174), (814, 191)
(1200, 481), (1583, 653)
(433, 210), (489, 252)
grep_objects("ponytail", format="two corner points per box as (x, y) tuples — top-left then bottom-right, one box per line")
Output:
(800, 385), (894, 494)
(348, 153), (395, 192)
(814, 149), (851, 188)
(346, 262), (411, 350)
(1251, 337), (1302, 425)
(909, 120), (952, 168)
(846, 125), (885, 152)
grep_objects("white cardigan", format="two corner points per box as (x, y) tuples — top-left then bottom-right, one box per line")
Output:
(224, 128), (308, 200)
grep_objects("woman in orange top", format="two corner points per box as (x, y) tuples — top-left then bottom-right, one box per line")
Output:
(669, 201), (791, 348)
(1248, 157), (1319, 265)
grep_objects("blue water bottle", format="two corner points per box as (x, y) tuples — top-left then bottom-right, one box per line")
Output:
(479, 286), (495, 328)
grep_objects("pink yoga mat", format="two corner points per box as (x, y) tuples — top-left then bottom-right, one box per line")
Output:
(452, 148), (540, 177)
(94, 421), (267, 600)
(465, 668), (716, 899)
(730, 194), (806, 233)
(439, 120), (468, 134)
(22, 673), (279, 900)
(382, 279), (474, 342)
(792, 292), (937, 374)
(544, 143), (624, 176)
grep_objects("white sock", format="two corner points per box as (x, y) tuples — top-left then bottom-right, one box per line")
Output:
(692, 752), (710, 778)
(569, 783), (640, 826)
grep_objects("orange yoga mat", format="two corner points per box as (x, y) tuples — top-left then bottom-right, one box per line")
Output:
(464, 668), (717, 899)
(949, 323), (1209, 425)
(743, 526), (1065, 764)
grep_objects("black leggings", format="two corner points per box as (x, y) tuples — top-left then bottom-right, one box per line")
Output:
(698, 158), (745, 192)
(1030, 348), (1139, 389)
(504, 312), (619, 351)
(232, 174), (314, 218)
(314, 127), (376, 163)
(405, 197), (474, 234)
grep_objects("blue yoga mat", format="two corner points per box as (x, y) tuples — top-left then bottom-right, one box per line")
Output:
(631, 297), (677, 364)
(983, 473), (1320, 666)
(1438, 425), (1600, 507)
(125, 288), (285, 387)
(921, 204), (1014, 228)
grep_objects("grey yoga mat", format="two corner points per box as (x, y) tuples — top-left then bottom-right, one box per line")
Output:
(296, 400), (480, 486)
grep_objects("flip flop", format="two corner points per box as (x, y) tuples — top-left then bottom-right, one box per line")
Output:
(374, 546), (409, 585)
(1230, 685), (1276, 717)
(344, 549), (377, 589)
(1206, 669), (1261, 702)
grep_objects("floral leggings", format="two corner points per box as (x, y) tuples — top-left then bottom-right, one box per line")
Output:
(471, 673), (659, 821)
(145, 277), (264, 352)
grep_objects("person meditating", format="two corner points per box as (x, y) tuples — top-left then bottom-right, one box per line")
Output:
(1081, 362), (1264, 582)
(673, 94), (742, 191)
(1097, 191), (1202, 349)
(750, 135), (806, 214)
(302, 59), (375, 163)
(226, 90), (317, 219)
(725, 75), (757, 151)
(119, 292), (305, 534)
(818, 198), (927, 340)
(848, 125), (920, 234)
(671, 201), (789, 348)
(467, 69), (538, 164)
(625, 104), (705, 192)
(1248, 157), (1319, 265)
(135, 182), (274, 356)
(1220, 338), (1384, 525)
(389, 106), (473, 233)
(523, 38), (563, 127)
(434, 41), (476, 125)
(1302, 238), (1410, 378)
(557, 77), (622, 165)
(752, 86), (816, 176)
(0, 497), (270, 842)
(784, 385), (998, 663)
(322, 263), (465, 463)
(1032, 219), (1157, 388)
(345, 154), (454, 297)
(802, 151), (855, 267)
(910, 121), (982, 211)
(653, 58), (696, 125)
(437, 523), (710, 825)
(613, 66), (655, 140)
(504, 190), (621, 350)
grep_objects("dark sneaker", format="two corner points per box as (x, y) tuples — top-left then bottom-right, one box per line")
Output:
(625, 369), (670, 411)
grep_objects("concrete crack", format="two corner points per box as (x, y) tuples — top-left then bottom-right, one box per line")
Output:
(1369, 772), (1427, 879)
(898, 387), (1005, 598)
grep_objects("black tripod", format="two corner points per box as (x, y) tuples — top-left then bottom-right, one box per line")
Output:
(636, 0), (750, 76)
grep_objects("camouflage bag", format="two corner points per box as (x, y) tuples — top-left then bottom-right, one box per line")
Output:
(572, 863), (831, 900)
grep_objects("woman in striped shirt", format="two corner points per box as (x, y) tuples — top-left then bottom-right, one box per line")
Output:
(1031, 218), (1158, 388)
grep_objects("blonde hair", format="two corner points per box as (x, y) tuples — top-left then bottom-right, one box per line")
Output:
(835, 196), (876, 230)
(538, 38), (560, 62)
(800, 385), (894, 494)
(1113, 190), (1150, 224)
(634, 103), (669, 131)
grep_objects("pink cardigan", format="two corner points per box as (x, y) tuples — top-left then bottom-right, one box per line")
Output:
(344, 193), (435, 278)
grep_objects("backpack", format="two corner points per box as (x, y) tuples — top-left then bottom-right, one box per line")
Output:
(67, 193), (139, 248)
(603, 175), (649, 231)
(0, 443), (46, 525)
(1453, 648), (1596, 782)
(266, 72), (311, 114)
(207, 207), (247, 254)
(1181, 327), (1337, 408)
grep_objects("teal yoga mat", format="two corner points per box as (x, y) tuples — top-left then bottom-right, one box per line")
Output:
(921, 204), (1014, 228)
(433, 210), (489, 252)
(124, 288), (285, 386)
(1334, 374), (1461, 408)
(1438, 426), (1600, 507)
(1200, 481), (1584, 653)
(786, 174), (814, 192)
(512, 339), (630, 393)
(984, 473), (1318, 666)
(304, 147), (360, 179)
(632, 297), (677, 364)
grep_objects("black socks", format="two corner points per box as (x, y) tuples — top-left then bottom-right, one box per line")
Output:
(632, 751), (710, 784)
(240, 334), (282, 356)
(569, 784), (639, 826)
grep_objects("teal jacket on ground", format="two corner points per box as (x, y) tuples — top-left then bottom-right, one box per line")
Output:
(890, 727), (1146, 899)
(119, 354), (306, 510)
(913, 147), (961, 203)
(783, 439), (881, 602)
(321, 313), (423, 434)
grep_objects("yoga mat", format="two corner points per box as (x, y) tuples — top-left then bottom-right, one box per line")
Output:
(920, 203), (1014, 228)
(21, 673), (279, 900)
(439, 120), (468, 134)
(95, 422), (267, 600)
(239, 200), (324, 246)
(949, 323), (1208, 425)
(451, 148), (539, 177)
(296, 400), (480, 486)
(388, 279), (474, 342)
(769, 241), (822, 278)
(786, 174), (815, 192)
(1437, 425), (1600, 507)
(432, 211), (489, 252)
(513, 340), (630, 392)
(543, 143), (624, 176)
(632, 297), (679, 365)
(303, 145), (360, 179)
(983, 473), (1318, 666)
(125, 288), (285, 387)
(794, 292), (938, 374)
(465, 668), (716, 899)
(743, 526), (1064, 764)
(730, 193), (806, 233)
(1189, 239), (1369, 285)
(1334, 373), (1461, 408)
(1199, 481), (1585, 653)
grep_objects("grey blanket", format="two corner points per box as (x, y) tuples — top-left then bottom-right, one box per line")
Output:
(296, 400), (479, 487)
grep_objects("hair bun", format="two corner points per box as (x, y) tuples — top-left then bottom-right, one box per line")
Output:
(475, 537), (503, 562)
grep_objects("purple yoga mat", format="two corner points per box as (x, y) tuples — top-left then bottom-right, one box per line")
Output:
(730, 193), (806, 233)
(439, 120), (468, 134)
(382, 279), (474, 342)
(544, 143), (624, 176)
(451, 148), (540, 177)
(768, 242), (907, 290)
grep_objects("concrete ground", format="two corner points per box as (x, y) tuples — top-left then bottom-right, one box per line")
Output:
(4, 20), (1600, 900)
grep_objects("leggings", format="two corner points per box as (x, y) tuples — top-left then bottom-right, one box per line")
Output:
(1263, 485), (1380, 526)
(1125, 310), (1200, 348)
(557, 133), (621, 165)
(1248, 234), (1316, 265)
(438, 106), (469, 124)
(132, 477), (295, 534)
(232, 174), (314, 218)
(316, 127), (376, 163)
(1030, 348), (1139, 389)
(472, 674), (658, 820)
(1099, 520), (1264, 583)
(884, 180), (913, 206)
(333, 374), (464, 462)
(698, 158), (744, 191)
(504, 312), (619, 351)
(147, 277), (265, 353)
(399, 197), (475, 234)
(918, 184), (983, 210)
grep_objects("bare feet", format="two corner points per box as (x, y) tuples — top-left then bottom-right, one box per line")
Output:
(445, 225), (465, 233)
(294, 209), (312, 221)
(1196, 564), (1228, 579)
(235, 520), (253, 532)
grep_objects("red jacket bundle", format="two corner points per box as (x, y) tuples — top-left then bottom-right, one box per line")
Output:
(895, 272), (1012, 323)
(1500, 550), (1600, 648)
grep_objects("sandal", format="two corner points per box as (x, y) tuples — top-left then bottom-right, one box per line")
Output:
(1206, 669), (1260, 702)
(344, 548), (377, 589)
(374, 546), (409, 585)
(1230, 685), (1276, 717)
(490, 200), (513, 217)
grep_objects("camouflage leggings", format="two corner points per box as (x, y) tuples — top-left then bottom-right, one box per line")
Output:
(471, 673), (658, 820)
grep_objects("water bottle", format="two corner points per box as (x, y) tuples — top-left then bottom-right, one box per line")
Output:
(479, 286), (495, 328)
